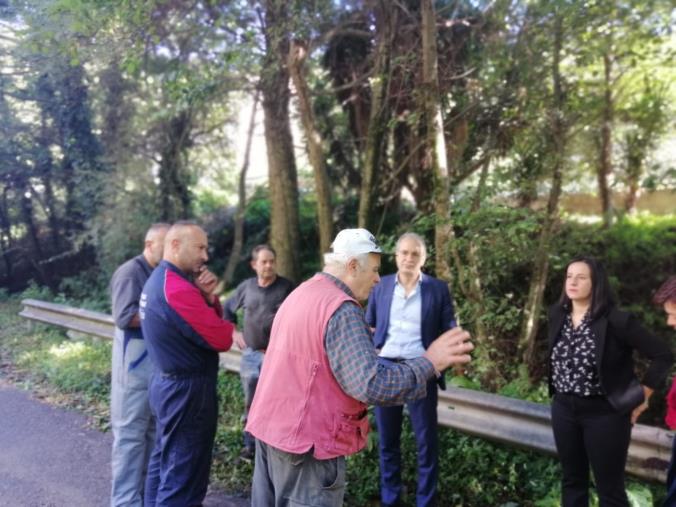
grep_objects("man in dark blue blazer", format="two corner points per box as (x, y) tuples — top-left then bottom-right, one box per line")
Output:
(366, 232), (456, 507)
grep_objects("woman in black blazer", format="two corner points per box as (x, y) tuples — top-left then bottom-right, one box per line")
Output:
(548, 256), (673, 507)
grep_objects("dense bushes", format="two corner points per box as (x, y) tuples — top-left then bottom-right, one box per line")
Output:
(431, 208), (675, 396)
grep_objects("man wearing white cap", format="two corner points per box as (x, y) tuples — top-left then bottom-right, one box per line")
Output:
(246, 228), (474, 506)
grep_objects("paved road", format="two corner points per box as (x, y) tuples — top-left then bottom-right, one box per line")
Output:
(0, 379), (249, 506)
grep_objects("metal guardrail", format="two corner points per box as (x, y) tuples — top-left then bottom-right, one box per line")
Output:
(18, 298), (245, 371)
(19, 298), (672, 482)
(437, 382), (672, 482)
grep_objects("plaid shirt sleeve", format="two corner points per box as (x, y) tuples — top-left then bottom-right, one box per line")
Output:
(325, 301), (435, 406)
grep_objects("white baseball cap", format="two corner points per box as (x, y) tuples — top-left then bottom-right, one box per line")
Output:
(331, 228), (382, 256)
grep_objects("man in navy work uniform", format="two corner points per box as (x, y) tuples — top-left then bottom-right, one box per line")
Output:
(140, 222), (241, 507)
(366, 232), (456, 507)
(110, 222), (170, 507)
(223, 244), (294, 459)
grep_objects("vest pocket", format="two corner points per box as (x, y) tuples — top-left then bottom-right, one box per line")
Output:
(330, 412), (368, 455)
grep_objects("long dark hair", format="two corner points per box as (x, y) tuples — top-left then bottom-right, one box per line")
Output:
(558, 255), (616, 320)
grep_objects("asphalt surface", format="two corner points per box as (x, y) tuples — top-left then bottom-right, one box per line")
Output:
(0, 378), (249, 506)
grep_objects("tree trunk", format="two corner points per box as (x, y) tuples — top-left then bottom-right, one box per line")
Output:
(41, 171), (62, 252)
(55, 61), (104, 231)
(99, 60), (134, 163)
(223, 92), (259, 287)
(597, 51), (614, 227)
(261, 0), (301, 282)
(158, 109), (193, 221)
(445, 118), (469, 184)
(518, 14), (566, 372)
(461, 160), (494, 382)
(624, 174), (640, 213)
(20, 184), (44, 261)
(623, 133), (642, 213)
(0, 189), (13, 279)
(420, 0), (453, 283)
(288, 40), (333, 255)
(515, 154), (541, 209)
(358, 0), (394, 231)
(37, 109), (63, 252)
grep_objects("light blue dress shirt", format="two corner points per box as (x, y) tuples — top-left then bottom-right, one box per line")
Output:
(379, 274), (425, 360)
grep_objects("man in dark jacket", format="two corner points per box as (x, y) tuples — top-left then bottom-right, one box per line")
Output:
(366, 232), (456, 507)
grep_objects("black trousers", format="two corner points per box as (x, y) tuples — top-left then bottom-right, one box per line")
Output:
(551, 394), (631, 507)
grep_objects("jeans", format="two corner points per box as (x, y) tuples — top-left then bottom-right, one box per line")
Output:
(551, 394), (631, 507)
(110, 329), (155, 507)
(251, 440), (346, 507)
(240, 348), (264, 451)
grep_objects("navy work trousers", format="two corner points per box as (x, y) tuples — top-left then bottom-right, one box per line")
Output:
(375, 376), (439, 507)
(144, 373), (218, 507)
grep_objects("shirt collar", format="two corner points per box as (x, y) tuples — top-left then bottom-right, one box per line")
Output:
(395, 272), (424, 288)
(136, 254), (153, 273)
(160, 259), (192, 282)
(564, 310), (592, 329)
(320, 272), (356, 299)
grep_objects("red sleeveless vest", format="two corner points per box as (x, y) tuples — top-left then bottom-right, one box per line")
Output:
(246, 274), (369, 459)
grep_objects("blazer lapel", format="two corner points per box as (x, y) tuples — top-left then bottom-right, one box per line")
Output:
(548, 307), (565, 355)
(420, 275), (431, 320)
(590, 316), (608, 374)
(380, 276), (395, 336)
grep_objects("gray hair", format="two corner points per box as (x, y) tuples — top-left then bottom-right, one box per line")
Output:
(396, 232), (427, 258)
(145, 222), (171, 241)
(323, 252), (370, 276)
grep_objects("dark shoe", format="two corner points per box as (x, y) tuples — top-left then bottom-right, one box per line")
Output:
(239, 446), (255, 460)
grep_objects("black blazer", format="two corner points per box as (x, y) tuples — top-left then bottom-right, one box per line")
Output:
(548, 304), (673, 414)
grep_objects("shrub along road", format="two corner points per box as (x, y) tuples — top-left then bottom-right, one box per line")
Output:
(0, 378), (248, 506)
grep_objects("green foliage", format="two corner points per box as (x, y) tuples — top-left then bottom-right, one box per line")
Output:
(347, 418), (661, 506)
(498, 366), (550, 404)
(57, 271), (111, 312)
(445, 205), (675, 392)
(20, 282), (57, 302)
(346, 417), (562, 507)
(16, 337), (111, 401)
(211, 370), (255, 494)
(0, 299), (111, 408)
(20, 273), (110, 312)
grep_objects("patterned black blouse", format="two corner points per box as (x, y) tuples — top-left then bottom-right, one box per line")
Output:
(550, 312), (604, 396)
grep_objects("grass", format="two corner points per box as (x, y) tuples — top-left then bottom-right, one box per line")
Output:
(0, 298), (112, 430)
